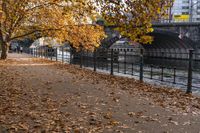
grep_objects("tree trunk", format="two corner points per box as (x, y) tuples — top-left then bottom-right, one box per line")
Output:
(1, 42), (8, 60)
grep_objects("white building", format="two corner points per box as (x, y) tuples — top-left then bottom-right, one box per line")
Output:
(171, 0), (200, 22)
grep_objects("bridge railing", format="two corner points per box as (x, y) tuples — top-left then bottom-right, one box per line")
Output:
(153, 18), (200, 24)
(27, 47), (200, 94)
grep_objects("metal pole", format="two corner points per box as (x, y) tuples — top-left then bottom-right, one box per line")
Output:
(34, 48), (36, 57)
(62, 46), (64, 63)
(56, 48), (58, 61)
(161, 66), (164, 81)
(110, 49), (114, 75)
(150, 65), (153, 79)
(186, 49), (194, 94)
(124, 50), (127, 74)
(106, 50), (109, 70)
(36, 47), (38, 57)
(40, 47), (42, 57)
(42, 47), (44, 58)
(50, 47), (53, 60)
(45, 47), (46, 58)
(93, 49), (97, 72)
(140, 49), (144, 82)
(39, 47), (41, 57)
(47, 47), (48, 59)
(173, 67), (176, 84)
(32, 48), (34, 56)
(80, 47), (83, 68)
(86, 50), (89, 67)
(69, 48), (72, 64)
(132, 63), (134, 76)
(46, 47), (48, 58)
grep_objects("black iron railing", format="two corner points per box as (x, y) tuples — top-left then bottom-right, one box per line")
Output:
(27, 47), (200, 93)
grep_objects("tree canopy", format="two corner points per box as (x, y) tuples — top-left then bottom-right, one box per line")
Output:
(0, 0), (105, 59)
(97, 0), (173, 44)
(0, 0), (172, 59)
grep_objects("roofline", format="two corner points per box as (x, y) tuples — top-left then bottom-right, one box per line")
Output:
(152, 22), (200, 27)
(105, 22), (200, 28)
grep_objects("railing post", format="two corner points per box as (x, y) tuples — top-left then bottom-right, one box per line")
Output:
(62, 46), (64, 63)
(93, 49), (97, 72)
(106, 50), (109, 70)
(69, 48), (72, 64)
(46, 47), (48, 58)
(38, 47), (39, 57)
(118, 60), (120, 73)
(33, 48), (34, 56)
(173, 67), (176, 84)
(45, 47), (49, 59)
(80, 47), (83, 68)
(35, 47), (36, 57)
(56, 48), (58, 61)
(161, 66), (164, 81)
(34, 47), (36, 57)
(37, 47), (39, 57)
(38, 47), (40, 58)
(47, 47), (48, 59)
(43, 47), (45, 58)
(30, 48), (31, 55)
(34, 48), (36, 57)
(50, 47), (53, 60)
(124, 50), (127, 74)
(42, 47), (44, 58)
(140, 49), (144, 82)
(35, 47), (38, 58)
(110, 49), (114, 75)
(40, 47), (42, 58)
(131, 63), (134, 76)
(39, 47), (41, 57)
(150, 65), (153, 79)
(186, 49), (194, 94)
(86, 51), (88, 67)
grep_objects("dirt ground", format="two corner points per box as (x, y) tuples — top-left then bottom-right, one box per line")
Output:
(0, 53), (200, 133)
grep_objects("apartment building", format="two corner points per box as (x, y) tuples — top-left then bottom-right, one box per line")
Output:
(171, 0), (200, 22)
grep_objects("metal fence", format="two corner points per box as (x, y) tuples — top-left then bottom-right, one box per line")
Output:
(26, 47), (200, 93)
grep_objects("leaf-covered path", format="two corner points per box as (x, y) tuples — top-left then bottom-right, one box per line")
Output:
(1, 53), (200, 133)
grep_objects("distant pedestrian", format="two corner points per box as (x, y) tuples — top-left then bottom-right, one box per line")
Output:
(20, 46), (23, 54)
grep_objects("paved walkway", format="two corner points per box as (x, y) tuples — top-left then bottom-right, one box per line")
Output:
(1, 53), (200, 133)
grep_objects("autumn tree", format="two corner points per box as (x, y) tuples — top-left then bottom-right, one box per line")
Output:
(0, 0), (105, 59)
(0, 0), (173, 59)
(97, 0), (173, 44)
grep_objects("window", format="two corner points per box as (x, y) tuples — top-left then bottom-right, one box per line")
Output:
(182, 6), (189, 9)
(182, 12), (189, 15)
(182, 0), (189, 4)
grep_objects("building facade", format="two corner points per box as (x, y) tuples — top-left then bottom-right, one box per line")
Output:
(171, 0), (200, 22)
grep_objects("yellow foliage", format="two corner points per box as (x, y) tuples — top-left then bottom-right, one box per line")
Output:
(0, 0), (173, 53)
(97, 0), (173, 44)
(0, 0), (105, 51)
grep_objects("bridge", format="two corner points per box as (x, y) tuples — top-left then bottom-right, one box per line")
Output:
(152, 22), (200, 27)
(152, 22), (200, 45)
(101, 21), (200, 55)
(14, 21), (200, 57)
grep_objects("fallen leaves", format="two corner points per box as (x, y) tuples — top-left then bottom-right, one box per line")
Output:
(1, 56), (200, 132)
(169, 120), (179, 126)
(103, 112), (113, 119)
